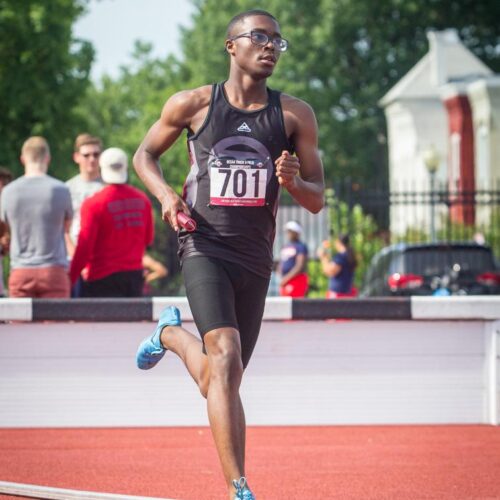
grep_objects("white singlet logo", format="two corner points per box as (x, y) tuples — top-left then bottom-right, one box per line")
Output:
(237, 122), (252, 133)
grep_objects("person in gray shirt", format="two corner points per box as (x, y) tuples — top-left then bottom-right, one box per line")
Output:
(0, 136), (73, 298)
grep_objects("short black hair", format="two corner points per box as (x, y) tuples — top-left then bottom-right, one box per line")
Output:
(226, 10), (278, 38)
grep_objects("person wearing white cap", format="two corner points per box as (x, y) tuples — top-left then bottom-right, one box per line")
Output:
(278, 221), (309, 297)
(69, 147), (154, 297)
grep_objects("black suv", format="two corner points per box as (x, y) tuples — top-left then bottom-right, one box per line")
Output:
(360, 243), (500, 296)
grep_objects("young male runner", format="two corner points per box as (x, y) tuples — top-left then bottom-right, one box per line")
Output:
(135, 10), (324, 499)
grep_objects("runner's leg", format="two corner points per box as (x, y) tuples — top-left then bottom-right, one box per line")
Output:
(160, 321), (244, 500)
(160, 326), (210, 396)
(203, 326), (246, 499)
(180, 257), (258, 498)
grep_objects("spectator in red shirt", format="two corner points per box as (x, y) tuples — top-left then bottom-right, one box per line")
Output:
(70, 147), (154, 297)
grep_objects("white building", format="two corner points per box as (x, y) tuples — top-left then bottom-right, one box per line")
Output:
(467, 77), (500, 190)
(380, 29), (492, 235)
(467, 77), (500, 229)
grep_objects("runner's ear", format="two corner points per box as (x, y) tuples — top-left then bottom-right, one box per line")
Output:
(225, 39), (235, 54)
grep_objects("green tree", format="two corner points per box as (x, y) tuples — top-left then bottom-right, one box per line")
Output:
(77, 41), (189, 191)
(307, 190), (386, 297)
(0, 0), (93, 177)
(180, 0), (500, 187)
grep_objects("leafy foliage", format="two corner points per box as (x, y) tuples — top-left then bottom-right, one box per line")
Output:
(0, 0), (93, 176)
(325, 188), (386, 290)
(76, 42), (190, 190)
(307, 188), (386, 297)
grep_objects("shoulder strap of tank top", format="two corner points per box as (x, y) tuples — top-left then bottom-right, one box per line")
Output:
(187, 84), (218, 140)
(214, 82), (225, 102)
(267, 87), (294, 152)
(267, 87), (282, 108)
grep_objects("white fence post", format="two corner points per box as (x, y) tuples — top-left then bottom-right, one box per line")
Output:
(485, 320), (500, 425)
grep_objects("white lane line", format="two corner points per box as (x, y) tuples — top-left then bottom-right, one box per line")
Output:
(0, 481), (176, 500)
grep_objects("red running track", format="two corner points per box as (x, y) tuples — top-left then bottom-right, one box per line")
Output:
(1, 425), (499, 500)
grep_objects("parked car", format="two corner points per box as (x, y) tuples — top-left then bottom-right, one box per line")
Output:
(360, 242), (500, 296)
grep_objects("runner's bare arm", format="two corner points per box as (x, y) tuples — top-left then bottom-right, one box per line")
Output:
(278, 97), (325, 213)
(133, 88), (209, 230)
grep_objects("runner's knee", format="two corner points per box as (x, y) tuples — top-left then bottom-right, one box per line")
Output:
(204, 328), (243, 384)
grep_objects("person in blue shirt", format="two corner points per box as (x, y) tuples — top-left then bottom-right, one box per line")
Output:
(317, 233), (357, 297)
(278, 221), (309, 297)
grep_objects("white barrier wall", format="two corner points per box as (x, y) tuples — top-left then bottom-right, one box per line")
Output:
(1, 318), (498, 427)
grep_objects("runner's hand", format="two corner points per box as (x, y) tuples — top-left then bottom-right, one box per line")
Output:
(160, 192), (191, 231)
(276, 150), (300, 189)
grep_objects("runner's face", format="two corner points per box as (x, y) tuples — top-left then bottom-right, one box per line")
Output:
(227, 15), (283, 78)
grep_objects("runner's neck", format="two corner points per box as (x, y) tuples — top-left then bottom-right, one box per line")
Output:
(223, 77), (268, 111)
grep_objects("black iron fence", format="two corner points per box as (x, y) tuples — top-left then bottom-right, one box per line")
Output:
(330, 180), (500, 255)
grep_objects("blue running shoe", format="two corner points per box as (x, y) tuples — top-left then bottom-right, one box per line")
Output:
(233, 477), (255, 500)
(136, 306), (182, 370)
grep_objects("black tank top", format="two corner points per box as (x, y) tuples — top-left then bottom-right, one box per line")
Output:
(178, 82), (292, 278)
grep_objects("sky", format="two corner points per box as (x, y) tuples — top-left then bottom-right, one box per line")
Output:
(73, 0), (196, 81)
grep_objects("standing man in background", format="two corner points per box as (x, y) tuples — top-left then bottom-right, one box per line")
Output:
(0, 137), (72, 298)
(70, 147), (154, 297)
(65, 134), (104, 295)
(134, 9), (324, 499)
(65, 134), (104, 256)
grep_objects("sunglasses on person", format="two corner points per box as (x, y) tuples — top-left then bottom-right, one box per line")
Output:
(229, 30), (289, 52)
(81, 152), (101, 158)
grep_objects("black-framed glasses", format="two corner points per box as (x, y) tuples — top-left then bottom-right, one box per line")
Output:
(81, 152), (100, 158)
(230, 30), (289, 52)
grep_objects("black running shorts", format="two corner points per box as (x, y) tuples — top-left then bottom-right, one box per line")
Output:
(181, 256), (270, 368)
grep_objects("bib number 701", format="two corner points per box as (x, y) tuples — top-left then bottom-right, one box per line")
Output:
(210, 166), (267, 207)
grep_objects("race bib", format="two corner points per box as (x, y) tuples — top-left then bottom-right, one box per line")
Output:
(210, 157), (268, 207)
